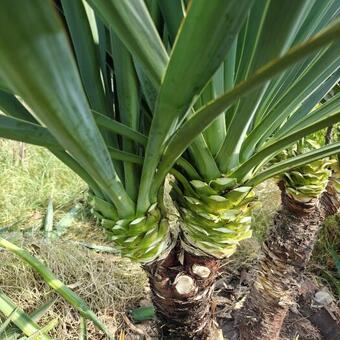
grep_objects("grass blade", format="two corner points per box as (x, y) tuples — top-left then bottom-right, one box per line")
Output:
(4, 299), (57, 338)
(22, 318), (58, 340)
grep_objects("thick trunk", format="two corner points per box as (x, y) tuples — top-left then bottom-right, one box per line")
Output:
(238, 187), (322, 340)
(144, 241), (220, 339)
(320, 179), (340, 218)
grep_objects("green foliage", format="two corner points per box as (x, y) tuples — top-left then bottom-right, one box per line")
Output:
(0, 140), (85, 228)
(171, 173), (258, 258)
(280, 139), (334, 201)
(93, 202), (171, 262)
(0, 0), (339, 261)
(0, 289), (53, 339)
(311, 214), (340, 298)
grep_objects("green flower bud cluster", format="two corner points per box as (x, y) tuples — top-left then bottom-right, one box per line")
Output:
(280, 139), (335, 202)
(88, 194), (171, 263)
(171, 176), (259, 258)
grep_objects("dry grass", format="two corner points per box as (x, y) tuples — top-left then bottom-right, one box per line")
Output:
(0, 235), (147, 339)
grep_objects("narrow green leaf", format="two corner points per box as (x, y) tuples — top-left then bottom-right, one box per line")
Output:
(53, 204), (82, 239)
(93, 111), (148, 146)
(61, 0), (108, 114)
(79, 317), (88, 340)
(108, 147), (143, 165)
(159, 0), (184, 43)
(253, 0), (337, 128)
(175, 158), (202, 180)
(241, 44), (340, 160)
(247, 142), (340, 186)
(0, 0), (134, 216)
(111, 32), (140, 200)
(72, 242), (117, 254)
(0, 289), (51, 339)
(0, 115), (59, 148)
(131, 306), (155, 323)
(4, 297), (57, 338)
(0, 308), (17, 335)
(138, 0), (254, 211)
(202, 80), (226, 156)
(232, 110), (340, 182)
(271, 71), (340, 139)
(87, 0), (168, 87)
(23, 318), (58, 340)
(0, 91), (36, 123)
(277, 88), (340, 139)
(145, 0), (162, 31)
(218, 0), (316, 170)
(30, 300), (57, 323)
(151, 21), (340, 194)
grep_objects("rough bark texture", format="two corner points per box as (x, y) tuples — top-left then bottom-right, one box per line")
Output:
(237, 185), (322, 340)
(144, 241), (220, 339)
(320, 179), (340, 218)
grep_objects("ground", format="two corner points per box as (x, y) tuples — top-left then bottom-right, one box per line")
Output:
(0, 140), (339, 339)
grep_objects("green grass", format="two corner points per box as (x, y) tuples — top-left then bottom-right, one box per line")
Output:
(310, 214), (340, 299)
(0, 139), (86, 229)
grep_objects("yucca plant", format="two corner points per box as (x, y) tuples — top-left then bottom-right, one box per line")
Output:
(238, 86), (340, 339)
(238, 137), (336, 339)
(0, 0), (340, 338)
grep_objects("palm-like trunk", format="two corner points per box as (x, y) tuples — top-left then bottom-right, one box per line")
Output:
(144, 242), (220, 339)
(238, 185), (322, 339)
(320, 171), (340, 217)
(152, 174), (258, 338)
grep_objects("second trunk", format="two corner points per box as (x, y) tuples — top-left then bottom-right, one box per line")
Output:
(238, 190), (322, 339)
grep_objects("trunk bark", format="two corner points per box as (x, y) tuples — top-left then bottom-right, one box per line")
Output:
(320, 179), (340, 218)
(143, 241), (220, 339)
(237, 185), (322, 340)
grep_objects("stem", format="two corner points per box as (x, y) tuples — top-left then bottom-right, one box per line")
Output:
(238, 185), (323, 339)
(144, 243), (220, 339)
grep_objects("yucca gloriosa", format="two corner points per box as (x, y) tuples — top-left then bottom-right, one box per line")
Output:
(0, 0), (339, 338)
(238, 135), (337, 339)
